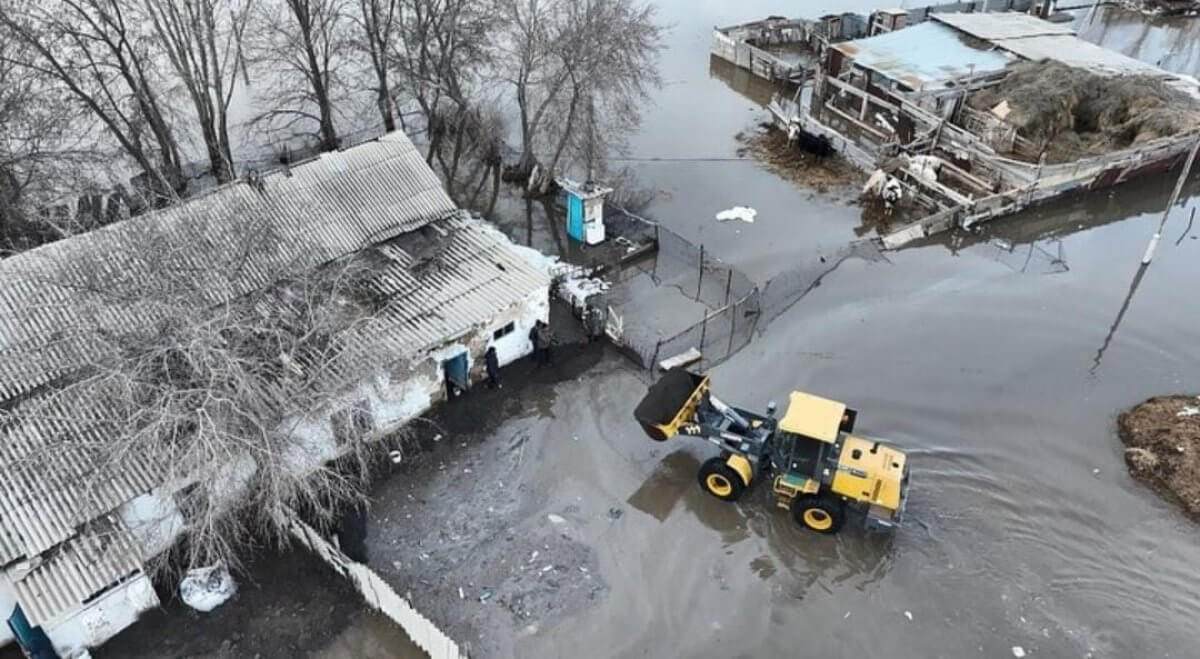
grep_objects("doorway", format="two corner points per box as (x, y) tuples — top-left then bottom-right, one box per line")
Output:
(442, 352), (469, 399)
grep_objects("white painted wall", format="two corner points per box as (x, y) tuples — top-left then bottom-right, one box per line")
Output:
(44, 573), (157, 658)
(118, 491), (186, 559)
(0, 574), (15, 648)
(281, 283), (549, 474)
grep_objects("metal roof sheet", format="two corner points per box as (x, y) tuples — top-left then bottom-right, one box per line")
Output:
(12, 516), (143, 626)
(0, 132), (457, 406)
(988, 33), (1175, 77)
(930, 12), (1075, 40)
(0, 128), (551, 584)
(833, 21), (1015, 89)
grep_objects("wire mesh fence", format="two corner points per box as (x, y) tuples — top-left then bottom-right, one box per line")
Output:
(606, 229), (884, 377)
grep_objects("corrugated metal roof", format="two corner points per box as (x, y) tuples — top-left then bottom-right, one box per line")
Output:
(0, 132), (457, 406)
(0, 129), (548, 588)
(308, 215), (550, 391)
(12, 516), (143, 626)
(930, 12), (1075, 40)
(988, 34), (1175, 77)
(834, 21), (1015, 89)
(0, 390), (162, 565)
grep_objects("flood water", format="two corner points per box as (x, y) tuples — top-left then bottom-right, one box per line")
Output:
(495, 1), (1200, 657)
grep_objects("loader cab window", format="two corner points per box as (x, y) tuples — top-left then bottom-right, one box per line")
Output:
(779, 431), (824, 476)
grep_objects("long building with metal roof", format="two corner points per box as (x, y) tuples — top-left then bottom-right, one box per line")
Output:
(0, 131), (551, 657)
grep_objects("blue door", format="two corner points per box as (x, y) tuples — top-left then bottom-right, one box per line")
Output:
(442, 352), (469, 397)
(8, 604), (59, 659)
(567, 194), (584, 242)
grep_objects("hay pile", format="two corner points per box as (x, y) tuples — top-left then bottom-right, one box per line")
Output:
(969, 62), (1200, 163)
(736, 125), (864, 191)
(1118, 395), (1200, 521)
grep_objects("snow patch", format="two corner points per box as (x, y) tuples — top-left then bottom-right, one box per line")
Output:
(716, 206), (757, 223)
(1177, 406), (1200, 417)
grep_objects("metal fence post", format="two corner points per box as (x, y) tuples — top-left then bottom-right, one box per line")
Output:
(724, 269), (733, 306)
(696, 244), (705, 301)
(727, 303), (737, 357)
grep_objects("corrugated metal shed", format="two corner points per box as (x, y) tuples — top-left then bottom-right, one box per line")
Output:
(12, 516), (144, 626)
(0, 132), (457, 406)
(930, 12), (1074, 40)
(833, 21), (1015, 89)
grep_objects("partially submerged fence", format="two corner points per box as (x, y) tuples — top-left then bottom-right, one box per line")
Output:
(600, 209), (884, 375)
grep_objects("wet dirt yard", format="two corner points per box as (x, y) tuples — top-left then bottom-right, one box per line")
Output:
(368, 1), (1200, 657)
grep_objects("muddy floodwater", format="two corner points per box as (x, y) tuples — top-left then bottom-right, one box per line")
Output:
(420, 1), (1200, 657)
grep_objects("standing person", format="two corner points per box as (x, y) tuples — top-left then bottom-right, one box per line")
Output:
(485, 346), (502, 389)
(586, 305), (605, 343)
(537, 320), (555, 366)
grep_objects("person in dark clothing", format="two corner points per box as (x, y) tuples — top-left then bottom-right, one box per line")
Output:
(530, 320), (554, 366)
(585, 305), (605, 343)
(335, 500), (369, 564)
(485, 346), (502, 389)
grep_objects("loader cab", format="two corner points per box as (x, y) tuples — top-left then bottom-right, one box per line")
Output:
(775, 391), (857, 478)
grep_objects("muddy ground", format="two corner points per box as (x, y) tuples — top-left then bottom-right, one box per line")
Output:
(1119, 395), (1200, 519)
(95, 549), (423, 659)
(366, 319), (611, 658)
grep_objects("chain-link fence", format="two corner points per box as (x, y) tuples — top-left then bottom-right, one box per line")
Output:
(602, 217), (885, 376)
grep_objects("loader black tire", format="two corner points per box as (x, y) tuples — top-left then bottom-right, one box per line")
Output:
(793, 495), (845, 534)
(698, 457), (745, 502)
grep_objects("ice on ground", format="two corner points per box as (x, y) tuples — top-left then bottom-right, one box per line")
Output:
(716, 206), (757, 223)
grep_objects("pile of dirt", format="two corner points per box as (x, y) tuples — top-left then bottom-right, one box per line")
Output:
(1117, 395), (1200, 520)
(968, 62), (1200, 163)
(736, 125), (864, 191)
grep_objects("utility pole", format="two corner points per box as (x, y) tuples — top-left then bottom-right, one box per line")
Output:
(1143, 136), (1200, 264)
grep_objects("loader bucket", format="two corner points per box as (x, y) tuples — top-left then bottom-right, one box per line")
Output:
(634, 368), (708, 441)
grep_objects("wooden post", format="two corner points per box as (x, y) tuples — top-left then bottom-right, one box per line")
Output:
(724, 270), (733, 306)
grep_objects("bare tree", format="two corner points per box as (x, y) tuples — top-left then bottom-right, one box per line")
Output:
(0, 25), (126, 253)
(500, 0), (663, 193)
(250, 0), (350, 151)
(144, 0), (253, 184)
(1, 0), (187, 200)
(390, 0), (505, 209)
(354, 0), (400, 132)
(4, 206), (412, 575)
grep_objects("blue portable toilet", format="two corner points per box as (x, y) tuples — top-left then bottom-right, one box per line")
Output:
(559, 178), (613, 245)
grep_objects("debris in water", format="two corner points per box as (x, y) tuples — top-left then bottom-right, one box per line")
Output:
(1012, 646), (1027, 658)
(716, 206), (757, 223)
(1119, 396), (1200, 522)
(541, 565), (554, 573)
(479, 590), (493, 603)
(843, 611), (851, 619)
(529, 550), (539, 563)
(608, 507), (624, 520)
(1092, 468), (1100, 475)
(904, 611), (913, 621)
(388, 450), (403, 464)
(547, 513), (566, 525)
(458, 587), (465, 600)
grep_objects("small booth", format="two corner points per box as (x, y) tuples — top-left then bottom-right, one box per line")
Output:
(558, 178), (613, 246)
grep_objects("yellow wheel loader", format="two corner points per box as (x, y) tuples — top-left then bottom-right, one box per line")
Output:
(633, 368), (910, 533)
